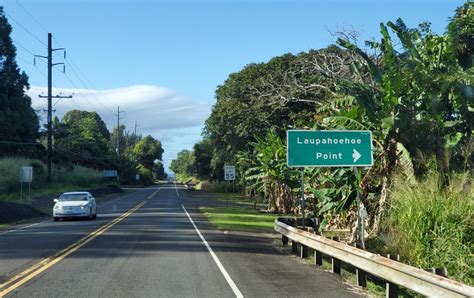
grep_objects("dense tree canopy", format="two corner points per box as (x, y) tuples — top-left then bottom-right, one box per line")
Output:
(131, 135), (164, 170)
(170, 149), (194, 179)
(54, 110), (111, 168)
(0, 8), (40, 156)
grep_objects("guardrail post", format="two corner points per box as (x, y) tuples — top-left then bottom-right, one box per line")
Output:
(291, 240), (298, 254)
(435, 268), (448, 278)
(282, 235), (289, 245)
(314, 250), (323, 266)
(386, 254), (400, 298)
(300, 244), (308, 258)
(350, 243), (367, 288)
(331, 236), (341, 275)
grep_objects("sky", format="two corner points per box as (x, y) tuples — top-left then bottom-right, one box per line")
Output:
(0, 0), (466, 172)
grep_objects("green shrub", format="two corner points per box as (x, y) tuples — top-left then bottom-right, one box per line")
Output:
(384, 173), (473, 285)
(54, 164), (105, 186)
(0, 157), (47, 194)
(136, 164), (154, 185)
(199, 181), (237, 193)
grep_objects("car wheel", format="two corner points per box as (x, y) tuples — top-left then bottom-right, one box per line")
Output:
(89, 208), (93, 220)
(53, 217), (59, 222)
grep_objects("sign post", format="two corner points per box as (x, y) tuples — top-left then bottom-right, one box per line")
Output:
(224, 165), (236, 207)
(287, 130), (373, 246)
(19, 166), (33, 200)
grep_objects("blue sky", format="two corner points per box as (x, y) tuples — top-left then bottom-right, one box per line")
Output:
(1, 0), (465, 171)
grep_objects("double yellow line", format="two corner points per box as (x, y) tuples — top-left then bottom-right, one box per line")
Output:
(0, 188), (160, 297)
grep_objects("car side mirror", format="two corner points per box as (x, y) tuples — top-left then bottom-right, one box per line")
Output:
(53, 198), (59, 203)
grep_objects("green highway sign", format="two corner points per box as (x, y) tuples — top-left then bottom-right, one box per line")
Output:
(287, 130), (373, 167)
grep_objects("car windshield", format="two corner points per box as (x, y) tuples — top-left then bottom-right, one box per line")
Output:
(59, 194), (88, 201)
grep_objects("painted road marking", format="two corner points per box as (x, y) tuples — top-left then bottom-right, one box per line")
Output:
(0, 187), (161, 297)
(0, 189), (141, 236)
(181, 204), (243, 298)
(174, 182), (180, 197)
(0, 219), (52, 236)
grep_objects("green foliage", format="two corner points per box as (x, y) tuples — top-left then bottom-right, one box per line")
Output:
(204, 46), (369, 182)
(54, 110), (111, 168)
(153, 160), (166, 180)
(53, 164), (105, 186)
(193, 138), (214, 180)
(337, 17), (473, 177)
(384, 173), (473, 285)
(0, 157), (45, 194)
(131, 135), (163, 170)
(448, 2), (474, 69)
(239, 129), (299, 213)
(0, 9), (40, 156)
(170, 149), (195, 177)
(0, 157), (105, 196)
(136, 164), (154, 185)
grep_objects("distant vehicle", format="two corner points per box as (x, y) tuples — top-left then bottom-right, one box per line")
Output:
(53, 192), (97, 221)
(167, 177), (175, 184)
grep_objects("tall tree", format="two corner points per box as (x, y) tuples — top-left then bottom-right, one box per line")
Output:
(192, 138), (213, 180)
(131, 135), (164, 170)
(0, 7), (40, 155)
(54, 110), (111, 168)
(170, 149), (194, 178)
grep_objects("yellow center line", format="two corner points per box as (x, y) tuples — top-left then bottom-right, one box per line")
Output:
(0, 187), (161, 297)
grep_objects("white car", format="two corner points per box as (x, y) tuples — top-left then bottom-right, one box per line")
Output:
(53, 192), (97, 221)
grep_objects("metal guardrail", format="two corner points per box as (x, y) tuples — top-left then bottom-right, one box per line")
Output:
(275, 218), (474, 297)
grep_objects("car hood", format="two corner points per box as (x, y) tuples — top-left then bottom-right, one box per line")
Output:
(55, 201), (89, 207)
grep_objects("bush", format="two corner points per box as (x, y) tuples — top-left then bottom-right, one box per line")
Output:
(136, 164), (153, 185)
(199, 181), (238, 193)
(384, 173), (473, 285)
(0, 157), (47, 194)
(54, 164), (105, 186)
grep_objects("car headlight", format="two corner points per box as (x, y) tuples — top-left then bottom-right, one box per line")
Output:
(80, 205), (88, 210)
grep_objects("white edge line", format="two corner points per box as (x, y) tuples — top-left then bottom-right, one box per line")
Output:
(174, 183), (180, 197)
(0, 219), (51, 235)
(181, 204), (243, 298)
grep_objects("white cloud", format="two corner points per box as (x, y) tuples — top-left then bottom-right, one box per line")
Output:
(27, 85), (212, 171)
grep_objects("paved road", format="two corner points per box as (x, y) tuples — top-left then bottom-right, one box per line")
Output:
(0, 185), (361, 297)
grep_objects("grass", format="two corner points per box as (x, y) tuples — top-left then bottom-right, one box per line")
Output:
(0, 157), (111, 202)
(0, 182), (109, 202)
(200, 206), (278, 232)
(384, 173), (473, 285)
(212, 193), (267, 208)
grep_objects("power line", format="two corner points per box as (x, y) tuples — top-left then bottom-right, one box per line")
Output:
(11, 1), (119, 120)
(4, 11), (47, 47)
(59, 52), (116, 116)
(16, 56), (48, 80)
(15, 0), (49, 34)
(12, 39), (36, 56)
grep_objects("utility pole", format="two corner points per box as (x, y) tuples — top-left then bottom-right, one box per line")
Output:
(134, 121), (139, 135)
(116, 106), (124, 155)
(36, 33), (69, 183)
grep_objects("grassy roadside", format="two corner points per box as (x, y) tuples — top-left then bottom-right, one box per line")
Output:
(199, 192), (388, 297)
(0, 182), (113, 202)
(200, 206), (278, 232)
(210, 192), (267, 209)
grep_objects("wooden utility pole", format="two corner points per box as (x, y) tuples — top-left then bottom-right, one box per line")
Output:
(36, 33), (70, 183)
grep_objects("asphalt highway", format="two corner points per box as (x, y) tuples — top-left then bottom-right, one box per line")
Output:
(0, 185), (361, 297)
